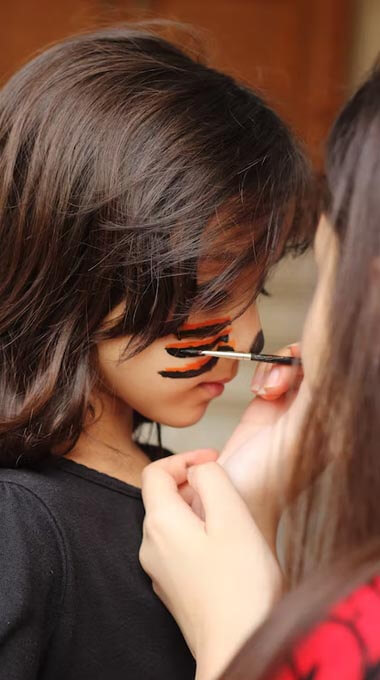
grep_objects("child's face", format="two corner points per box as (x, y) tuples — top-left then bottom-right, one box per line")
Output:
(96, 301), (263, 427)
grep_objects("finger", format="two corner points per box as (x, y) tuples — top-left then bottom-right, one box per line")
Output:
(142, 449), (218, 514)
(187, 462), (252, 534)
(178, 480), (194, 504)
(289, 342), (301, 358)
(191, 490), (205, 520)
(178, 483), (207, 520)
(251, 362), (270, 393)
(251, 343), (303, 399)
(251, 343), (301, 388)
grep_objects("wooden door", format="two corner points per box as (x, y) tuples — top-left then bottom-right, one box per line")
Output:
(0, 0), (354, 164)
(148, 0), (354, 165)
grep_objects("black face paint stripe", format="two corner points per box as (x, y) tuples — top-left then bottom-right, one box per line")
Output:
(165, 334), (229, 358)
(161, 317), (234, 379)
(160, 344), (235, 379)
(250, 330), (265, 355)
(177, 321), (231, 339)
(159, 357), (218, 379)
(213, 344), (235, 353)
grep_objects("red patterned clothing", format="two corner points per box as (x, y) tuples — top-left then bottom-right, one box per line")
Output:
(273, 577), (380, 679)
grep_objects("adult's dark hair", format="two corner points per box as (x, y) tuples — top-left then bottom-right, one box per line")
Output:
(0, 26), (311, 465)
(219, 63), (380, 679)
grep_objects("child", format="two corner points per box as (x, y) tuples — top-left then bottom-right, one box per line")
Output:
(0, 26), (310, 679)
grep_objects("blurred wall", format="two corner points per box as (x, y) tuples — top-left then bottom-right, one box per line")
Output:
(0, 0), (353, 166)
(351, 0), (380, 87)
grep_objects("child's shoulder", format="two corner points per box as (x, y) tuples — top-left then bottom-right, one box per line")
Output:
(0, 463), (75, 559)
(0, 463), (64, 508)
(0, 466), (66, 641)
(0, 466), (67, 578)
(0, 463), (68, 527)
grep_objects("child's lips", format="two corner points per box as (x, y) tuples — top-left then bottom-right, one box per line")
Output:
(199, 382), (225, 398)
(199, 376), (233, 398)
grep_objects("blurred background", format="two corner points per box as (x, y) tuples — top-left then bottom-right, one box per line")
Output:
(1, 0), (378, 450)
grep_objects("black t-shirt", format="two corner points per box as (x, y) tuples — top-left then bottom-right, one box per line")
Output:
(0, 448), (196, 680)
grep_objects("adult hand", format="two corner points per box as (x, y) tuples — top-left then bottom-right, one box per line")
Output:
(221, 342), (303, 456)
(140, 450), (282, 680)
(219, 343), (310, 551)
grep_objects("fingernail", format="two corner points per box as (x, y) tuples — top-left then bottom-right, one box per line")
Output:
(260, 368), (281, 392)
(251, 370), (266, 393)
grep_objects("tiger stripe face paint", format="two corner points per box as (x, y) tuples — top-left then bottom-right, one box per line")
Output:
(176, 318), (233, 338)
(159, 316), (235, 379)
(165, 330), (231, 358)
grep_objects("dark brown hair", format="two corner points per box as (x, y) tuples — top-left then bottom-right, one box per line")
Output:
(0, 26), (311, 465)
(219, 64), (380, 679)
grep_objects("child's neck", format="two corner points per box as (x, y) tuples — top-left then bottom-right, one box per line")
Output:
(66, 390), (151, 488)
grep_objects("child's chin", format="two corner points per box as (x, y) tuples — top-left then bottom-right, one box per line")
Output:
(162, 403), (209, 428)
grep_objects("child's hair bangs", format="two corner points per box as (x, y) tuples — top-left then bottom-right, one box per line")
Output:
(102, 140), (312, 355)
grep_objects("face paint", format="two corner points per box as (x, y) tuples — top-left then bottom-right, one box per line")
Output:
(176, 318), (232, 339)
(159, 316), (234, 379)
(159, 356), (219, 379)
(250, 329), (265, 355)
(165, 330), (231, 358)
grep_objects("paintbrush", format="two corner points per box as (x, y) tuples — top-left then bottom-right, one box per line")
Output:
(186, 348), (301, 366)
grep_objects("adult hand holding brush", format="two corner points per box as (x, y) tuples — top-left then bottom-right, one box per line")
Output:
(218, 341), (308, 552)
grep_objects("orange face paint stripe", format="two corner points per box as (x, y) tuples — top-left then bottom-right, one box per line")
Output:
(163, 340), (236, 374)
(162, 355), (212, 374)
(178, 317), (230, 332)
(160, 316), (234, 379)
(165, 328), (232, 350)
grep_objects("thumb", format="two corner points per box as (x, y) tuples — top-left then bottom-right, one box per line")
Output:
(187, 462), (253, 535)
(252, 342), (303, 401)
